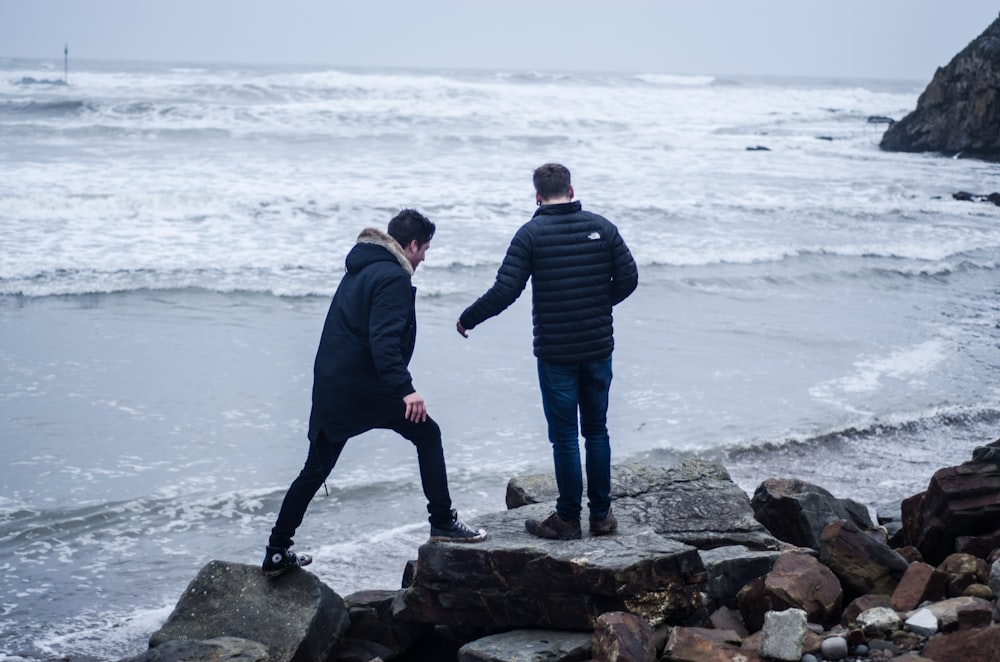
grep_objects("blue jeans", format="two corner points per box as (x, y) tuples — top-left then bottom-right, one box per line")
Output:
(537, 357), (613, 521)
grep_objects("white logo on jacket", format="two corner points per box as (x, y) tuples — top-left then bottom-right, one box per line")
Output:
(588, 232), (601, 240)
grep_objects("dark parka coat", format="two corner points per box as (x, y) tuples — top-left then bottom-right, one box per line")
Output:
(308, 228), (417, 441)
(459, 200), (638, 363)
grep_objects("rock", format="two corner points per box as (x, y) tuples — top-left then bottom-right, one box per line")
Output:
(904, 440), (1000, 565)
(751, 478), (873, 550)
(891, 562), (948, 611)
(820, 635), (849, 660)
(922, 623), (1000, 660)
(841, 594), (893, 628)
(118, 636), (269, 662)
(904, 607), (938, 637)
(590, 612), (656, 662)
(990, 558), (1000, 596)
(855, 607), (901, 637)
(708, 606), (749, 638)
(880, 14), (1000, 160)
(507, 460), (779, 551)
(456, 629), (592, 662)
(698, 545), (780, 610)
(951, 191), (1000, 207)
(148, 561), (348, 662)
(758, 551), (842, 626)
(662, 626), (764, 662)
(337, 589), (429, 662)
(393, 505), (707, 631)
(758, 608), (807, 662)
(937, 552), (989, 597)
(819, 520), (909, 601)
(921, 595), (993, 632)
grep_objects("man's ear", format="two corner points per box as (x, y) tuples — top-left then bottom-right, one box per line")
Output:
(405, 239), (419, 254)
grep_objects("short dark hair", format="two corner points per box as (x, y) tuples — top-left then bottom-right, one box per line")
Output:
(533, 163), (571, 200)
(388, 208), (435, 249)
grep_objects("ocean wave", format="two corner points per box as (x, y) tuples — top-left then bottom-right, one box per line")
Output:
(721, 402), (1000, 459)
(634, 73), (716, 86)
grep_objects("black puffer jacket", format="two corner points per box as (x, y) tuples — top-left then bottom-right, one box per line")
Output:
(308, 228), (416, 440)
(460, 201), (638, 363)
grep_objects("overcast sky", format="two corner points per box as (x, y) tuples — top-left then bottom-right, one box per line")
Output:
(2, 1), (998, 80)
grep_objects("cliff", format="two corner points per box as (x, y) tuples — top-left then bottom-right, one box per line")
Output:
(880, 14), (1000, 160)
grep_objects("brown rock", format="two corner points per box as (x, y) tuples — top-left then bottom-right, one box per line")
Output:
(591, 612), (656, 662)
(895, 546), (923, 564)
(663, 626), (764, 662)
(891, 562), (948, 611)
(819, 520), (909, 601)
(938, 552), (989, 597)
(956, 597), (994, 630)
(922, 596), (993, 633)
(709, 606), (748, 638)
(922, 623), (1000, 660)
(762, 552), (843, 626)
(963, 582), (993, 599)
(906, 441), (1000, 565)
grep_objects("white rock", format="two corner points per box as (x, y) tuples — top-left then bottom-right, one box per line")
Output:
(759, 608), (807, 662)
(905, 607), (938, 637)
(856, 606), (901, 636)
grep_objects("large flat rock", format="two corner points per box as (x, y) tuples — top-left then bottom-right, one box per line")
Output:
(393, 503), (707, 631)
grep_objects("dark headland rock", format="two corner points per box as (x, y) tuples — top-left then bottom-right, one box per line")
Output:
(880, 13), (1000, 160)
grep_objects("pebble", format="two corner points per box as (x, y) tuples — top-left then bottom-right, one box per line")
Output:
(821, 635), (849, 660)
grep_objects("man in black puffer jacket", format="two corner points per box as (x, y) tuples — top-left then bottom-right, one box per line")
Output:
(457, 163), (638, 540)
(263, 209), (486, 577)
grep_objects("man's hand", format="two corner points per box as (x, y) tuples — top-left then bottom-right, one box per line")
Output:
(403, 392), (427, 423)
(456, 320), (469, 338)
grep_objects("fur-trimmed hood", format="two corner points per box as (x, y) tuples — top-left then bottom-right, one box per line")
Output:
(351, 227), (414, 277)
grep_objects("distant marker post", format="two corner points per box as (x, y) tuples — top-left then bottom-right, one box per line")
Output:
(64, 44), (68, 84)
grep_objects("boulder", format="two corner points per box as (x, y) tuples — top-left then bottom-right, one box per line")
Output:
(148, 561), (349, 662)
(590, 611), (656, 662)
(922, 623), (1000, 660)
(937, 552), (989, 597)
(392, 505), (707, 631)
(698, 545), (780, 610)
(903, 441), (1000, 565)
(456, 629), (592, 662)
(336, 589), (429, 662)
(819, 520), (909, 601)
(751, 478), (873, 550)
(891, 562), (948, 611)
(757, 552), (842, 626)
(507, 460), (779, 551)
(880, 14), (1000, 160)
(118, 637), (269, 662)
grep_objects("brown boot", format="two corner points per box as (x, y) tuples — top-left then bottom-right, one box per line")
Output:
(589, 507), (618, 536)
(525, 511), (582, 540)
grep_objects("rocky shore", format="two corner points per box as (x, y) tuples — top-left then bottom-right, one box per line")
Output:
(118, 438), (1000, 662)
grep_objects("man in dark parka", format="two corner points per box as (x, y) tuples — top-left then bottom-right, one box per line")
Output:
(263, 209), (485, 577)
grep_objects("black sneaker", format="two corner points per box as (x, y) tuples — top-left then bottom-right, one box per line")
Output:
(525, 511), (582, 540)
(262, 546), (313, 577)
(429, 510), (487, 543)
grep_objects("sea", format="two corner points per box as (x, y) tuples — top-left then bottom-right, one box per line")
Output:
(1, 57), (998, 660)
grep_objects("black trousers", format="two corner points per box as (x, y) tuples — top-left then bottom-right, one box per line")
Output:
(268, 415), (453, 549)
